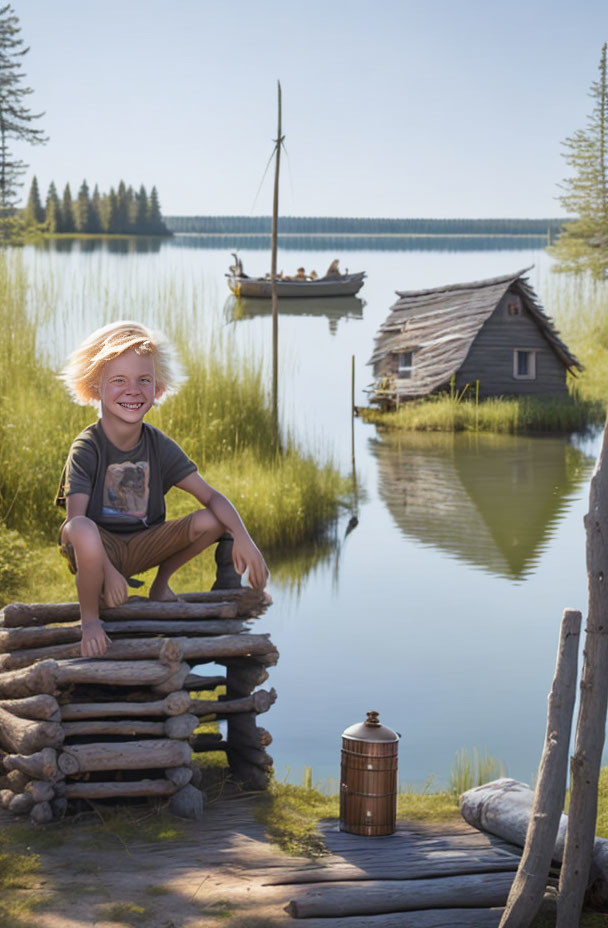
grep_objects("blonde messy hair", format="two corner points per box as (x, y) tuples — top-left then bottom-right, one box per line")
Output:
(60, 321), (184, 407)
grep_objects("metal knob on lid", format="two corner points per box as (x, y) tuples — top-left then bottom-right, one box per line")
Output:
(339, 710), (400, 836)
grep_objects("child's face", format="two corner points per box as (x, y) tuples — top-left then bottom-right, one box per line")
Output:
(98, 349), (161, 426)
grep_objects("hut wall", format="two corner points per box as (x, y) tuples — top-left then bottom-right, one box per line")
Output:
(455, 291), (568, 397)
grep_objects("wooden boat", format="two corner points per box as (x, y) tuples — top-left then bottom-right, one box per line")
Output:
(226, 255), (366, 298)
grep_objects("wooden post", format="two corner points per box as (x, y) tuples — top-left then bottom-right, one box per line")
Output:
(557, 422), (608, 927)
(270, 80), (282, 456)
(498, 609), (582, 927)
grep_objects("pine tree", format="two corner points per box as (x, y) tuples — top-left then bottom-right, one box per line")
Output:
(115, 180), (128, 234)
(105, 187), (118, 233)
(551, 43), (608, 278)
(61, 183), (75, 233)
(134, 184), (149, 233)
(74, 179), (93, 233)
(45, 181), (61, 233)
(0, 4), (47, 238)
(147, 186), (168, 234)
(22, 174), (44, 225)
(89, 183), (102, 233)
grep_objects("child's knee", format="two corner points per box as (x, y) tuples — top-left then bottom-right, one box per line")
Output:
(189, 509), (223, 542)
(63, 516), (103, 556)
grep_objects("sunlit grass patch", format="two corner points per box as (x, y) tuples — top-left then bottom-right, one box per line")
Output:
(97, 901), (149, 925)
(449, 747), (506, 797)
(255, 780), (338, 857)
(361, 392), (603, 433)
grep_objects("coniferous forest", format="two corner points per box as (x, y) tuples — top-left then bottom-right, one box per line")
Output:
(22, 178), (171, 235)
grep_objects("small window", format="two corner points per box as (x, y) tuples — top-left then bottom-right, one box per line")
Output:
(513, 349), (536, 380)
(398, 351), (413, 378)
(507, 301), (521, 317)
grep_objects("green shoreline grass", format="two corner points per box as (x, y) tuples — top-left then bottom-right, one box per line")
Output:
(361, 391), (604, 433)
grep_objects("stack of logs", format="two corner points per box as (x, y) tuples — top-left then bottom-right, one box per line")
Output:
(0, 588), (278, 823)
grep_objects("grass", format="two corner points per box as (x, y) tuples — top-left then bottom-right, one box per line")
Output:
(449, 747), (506, 797)
(0, 252), (348, 603)
(361, 391), (604, 433)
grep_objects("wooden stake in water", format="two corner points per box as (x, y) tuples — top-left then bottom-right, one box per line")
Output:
(270, 81), (283, 455)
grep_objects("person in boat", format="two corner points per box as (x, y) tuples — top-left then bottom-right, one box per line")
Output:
(294, 267), (307, 280)
(310, 270), (318, 280)
(325, 259), (342, 278)
(56, 321), (269, 658)
(229, 252), (247, 278)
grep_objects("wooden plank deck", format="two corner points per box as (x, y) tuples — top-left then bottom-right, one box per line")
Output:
(261, 819), (523, 925)
(1, 800), (525, 927)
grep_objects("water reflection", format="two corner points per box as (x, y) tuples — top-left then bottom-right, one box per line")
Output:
(224, 294), (364, 336)
(371, 431), (594, 580)
(37, 236), (165, 255)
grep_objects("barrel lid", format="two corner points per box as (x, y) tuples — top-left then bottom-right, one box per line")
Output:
(342, 711), (399, 743)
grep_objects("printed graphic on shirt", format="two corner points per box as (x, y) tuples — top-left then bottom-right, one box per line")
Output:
(102, 461), (150, 520)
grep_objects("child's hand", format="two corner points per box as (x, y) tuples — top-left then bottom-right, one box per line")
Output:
(103, 563), (129, 609)
(81, 618), (111, 658)
(232, 536), (269, 591)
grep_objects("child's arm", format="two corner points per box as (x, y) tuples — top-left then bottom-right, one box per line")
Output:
(175, 472), (269, 590)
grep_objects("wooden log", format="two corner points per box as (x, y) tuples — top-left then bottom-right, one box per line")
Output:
(165, 766), (192, 787)
(55, 659), (177, 687)
(9, 791), (34, 814)
(0, 623), (82, 651)
(30, 801), (53, 824)
(58, 738), (191, 774)
(0, 706), (64, 753)
(0, 660), (58, 697)
(60, 690), (191, 720)
(0, 769), (29, 791)
(0, 695), (60, 721)
(461, 778), (608, 900)
(0, 600), (239, 627)
(62, 719), (166, 737)
(499, 609), (581, 928)
(189, 688), (277, 717)
(225, 660), (270, 697)
(226, 714), (273, 748)
(228, 752), (270, 791)
(4, 747), (58, 780)
(64, 779), (178, 799)
(0, 633), (274, 671)
(286, 872), (517, 919)
(227, 743), (273, 768)
(152, 662), (191, 695)
(51, 797), (68, 819)
(179, 588), (270, 617)
(164, 714), (198, 739)
(184, 673), (226, 691)
(25, 780), (55, 803)
(291, 911), (505, 928)
(168, 783), (204, 820)
(558, 423), (608, 924)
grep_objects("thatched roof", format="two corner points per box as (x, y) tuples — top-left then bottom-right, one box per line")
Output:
(368, 268), (581, 397)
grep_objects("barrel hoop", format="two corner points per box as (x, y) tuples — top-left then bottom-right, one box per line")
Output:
(340, 788), (397, 798)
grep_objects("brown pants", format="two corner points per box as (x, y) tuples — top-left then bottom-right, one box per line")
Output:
(59, 515), (195, 580)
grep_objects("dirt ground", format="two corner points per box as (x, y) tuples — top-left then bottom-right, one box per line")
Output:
(3, 794), (306, 928)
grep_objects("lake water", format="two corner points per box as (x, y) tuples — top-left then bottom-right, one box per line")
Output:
(22, 237), (602, 789)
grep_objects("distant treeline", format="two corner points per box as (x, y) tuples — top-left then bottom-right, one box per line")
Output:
(23, 177), (171, 235)
(171, 233), (553, 254)
(166, 216), (567, 236)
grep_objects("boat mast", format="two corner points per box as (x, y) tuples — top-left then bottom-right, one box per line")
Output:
(271, 80), (283, 455)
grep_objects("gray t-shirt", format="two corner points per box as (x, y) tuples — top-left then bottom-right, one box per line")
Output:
(56, 421), (197, 533)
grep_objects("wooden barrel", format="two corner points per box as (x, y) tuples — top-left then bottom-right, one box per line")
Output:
(340, 710), (399, 836)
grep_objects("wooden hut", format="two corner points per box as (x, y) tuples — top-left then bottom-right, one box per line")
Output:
(368, 268), (581, 406)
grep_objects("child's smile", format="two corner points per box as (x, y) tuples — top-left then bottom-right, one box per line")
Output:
(98, 349), (161, 432)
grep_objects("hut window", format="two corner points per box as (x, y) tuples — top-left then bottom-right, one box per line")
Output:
(513, 349), (536, 380)
(398, 351), (413, 378)
(507, 300), (521, 317)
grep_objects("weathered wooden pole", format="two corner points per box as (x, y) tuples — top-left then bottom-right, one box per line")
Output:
(557, 421), (608, 927)
(498, 608), (582, 928)
(270, 80), (283, 456)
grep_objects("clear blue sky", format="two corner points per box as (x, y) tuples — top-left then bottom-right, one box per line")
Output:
(14, 0), (608, 217)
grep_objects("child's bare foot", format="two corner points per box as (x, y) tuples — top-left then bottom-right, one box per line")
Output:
(102, 563), (129, 608)
(149, 577), (178, 602)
